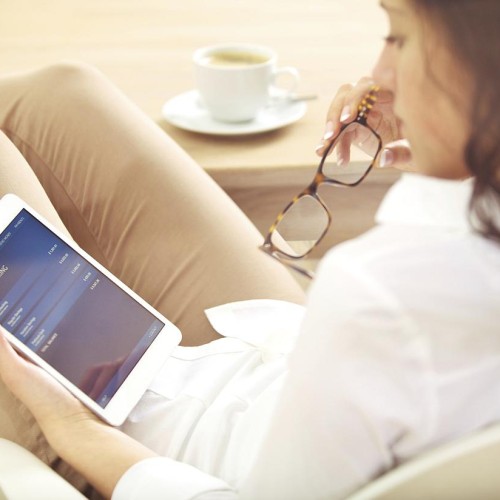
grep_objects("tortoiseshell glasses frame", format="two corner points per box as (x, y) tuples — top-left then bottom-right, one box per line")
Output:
(259, 85), (382, 279)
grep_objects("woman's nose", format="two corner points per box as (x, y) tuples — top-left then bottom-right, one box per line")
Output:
(372, 46), (396, 90)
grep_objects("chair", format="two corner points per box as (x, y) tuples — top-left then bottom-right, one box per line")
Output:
(0, 439), (84, 499)
(348, 423), (500, 500)
(2, 424), (500, 499)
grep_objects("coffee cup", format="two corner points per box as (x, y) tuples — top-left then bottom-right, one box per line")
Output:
(193, 43), (300, 123)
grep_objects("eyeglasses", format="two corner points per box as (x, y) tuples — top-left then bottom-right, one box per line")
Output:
(259, 85), (382, 280)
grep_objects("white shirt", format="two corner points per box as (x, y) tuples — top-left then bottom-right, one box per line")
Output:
(113, 173), (500, 499)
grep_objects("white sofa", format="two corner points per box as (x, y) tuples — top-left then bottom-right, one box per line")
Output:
(2, 423), (500, 499)
(0, 439), (84, 499)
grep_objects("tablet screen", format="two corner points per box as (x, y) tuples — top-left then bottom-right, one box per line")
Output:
(0, 209), (165, 408)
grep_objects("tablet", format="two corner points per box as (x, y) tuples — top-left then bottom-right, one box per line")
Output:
(0, 194), (182, 426)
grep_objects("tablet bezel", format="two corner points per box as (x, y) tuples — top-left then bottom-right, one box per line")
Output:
(0, 193), (182, 426)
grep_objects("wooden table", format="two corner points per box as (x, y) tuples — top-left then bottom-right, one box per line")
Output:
(0, 0), (399, 252)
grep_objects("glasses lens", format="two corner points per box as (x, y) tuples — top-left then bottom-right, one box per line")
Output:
(271, 195), (329, 258)
(322, 122), (379, 184)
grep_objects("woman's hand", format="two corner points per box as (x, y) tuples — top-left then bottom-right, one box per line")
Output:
(316, 78), (415, 171)
(0, 330), (157, 498)
(0, 330), (98, 443)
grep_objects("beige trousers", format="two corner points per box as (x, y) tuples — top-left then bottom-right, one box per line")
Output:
(0, 63), (304, 481)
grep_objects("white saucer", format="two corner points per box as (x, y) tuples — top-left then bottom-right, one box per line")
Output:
(161, 90), (307, 136)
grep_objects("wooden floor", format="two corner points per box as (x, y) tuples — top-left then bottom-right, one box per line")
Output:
(0, 0), (397, 275)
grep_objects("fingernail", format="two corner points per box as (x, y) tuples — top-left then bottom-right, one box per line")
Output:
(340, 105), (351, 123)
(379, 148), (394, 168)
(315, 143), (324, 155)
(322, 121), (335, 141)
(334, 149), (345, 167)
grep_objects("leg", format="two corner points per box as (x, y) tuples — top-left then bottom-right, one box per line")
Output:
(0, 63), (305, 346)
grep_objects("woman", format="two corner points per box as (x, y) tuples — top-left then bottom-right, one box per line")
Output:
(0, 0), (499, 498)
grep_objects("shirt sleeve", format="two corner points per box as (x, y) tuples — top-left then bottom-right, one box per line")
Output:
(112, 456), (237, 500)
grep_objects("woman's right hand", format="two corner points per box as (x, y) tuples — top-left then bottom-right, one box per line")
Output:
(316, 78), (415, 171)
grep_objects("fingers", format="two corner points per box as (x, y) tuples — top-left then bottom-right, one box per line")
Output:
(335, 129), (353, 166)
(316, 77), (375, 157)
(333, 77), (376, 125)
(0, 328), (81, 410)
(0, 329), (56, 403)
(378, 139), (416, 172)
(0, 329), (96, 443)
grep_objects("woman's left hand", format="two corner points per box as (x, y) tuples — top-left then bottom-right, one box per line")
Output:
(0, 329), (159, 498)
(316, 78), (416, 171)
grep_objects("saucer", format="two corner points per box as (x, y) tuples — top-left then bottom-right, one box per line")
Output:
(161, 90), (307, 136)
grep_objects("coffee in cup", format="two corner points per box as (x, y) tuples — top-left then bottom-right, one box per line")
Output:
(193, 43), (300, 123)
(200, 50), (270, 67)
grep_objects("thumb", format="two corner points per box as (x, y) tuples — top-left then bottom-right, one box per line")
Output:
(378, 139), (416, 172)
(0, 329), (36, 394)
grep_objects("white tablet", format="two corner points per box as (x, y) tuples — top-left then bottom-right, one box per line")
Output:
(0, 194), (181, 426)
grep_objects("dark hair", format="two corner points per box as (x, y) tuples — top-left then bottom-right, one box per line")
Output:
(412, 0), (500, 242)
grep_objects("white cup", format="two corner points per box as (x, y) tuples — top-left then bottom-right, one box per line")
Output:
(193, 43), (300, 123)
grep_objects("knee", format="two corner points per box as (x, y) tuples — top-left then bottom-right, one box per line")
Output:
(38, 61), (102, 83)
(30, 61), (108, 102)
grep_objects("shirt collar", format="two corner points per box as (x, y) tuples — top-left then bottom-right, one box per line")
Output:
(375, 173), (474, 231)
